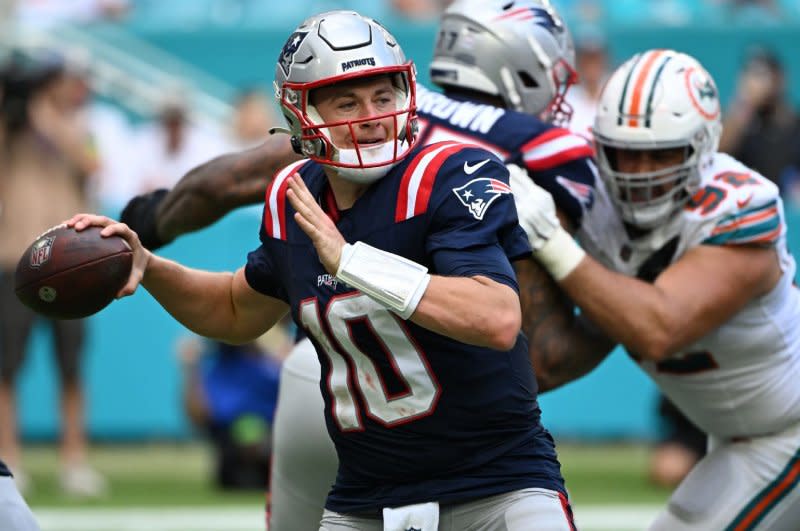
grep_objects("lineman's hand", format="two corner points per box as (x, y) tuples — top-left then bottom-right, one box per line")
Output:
(286, 174), (347, 275)
(66, 213), (152, 298)
(119, 189), (171, 250)
(507, 164), (561, 250)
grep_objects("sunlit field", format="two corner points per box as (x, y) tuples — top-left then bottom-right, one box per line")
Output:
(21, 441), (671, 530)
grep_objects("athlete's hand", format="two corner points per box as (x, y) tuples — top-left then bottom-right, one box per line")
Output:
(507, 164), (561, 250)
(508, 164), (585, 281)
(66, 213), (152, 298)
(286, 174), (347, 275)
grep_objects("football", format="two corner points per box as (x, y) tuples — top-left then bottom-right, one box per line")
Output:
(14, 224), (133, 320)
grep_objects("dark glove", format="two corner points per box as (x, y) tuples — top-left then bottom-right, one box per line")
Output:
(119, 189), (171, 250)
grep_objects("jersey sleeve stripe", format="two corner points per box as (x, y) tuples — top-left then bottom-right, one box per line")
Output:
(523, 142), (595, 171)
(704, 217), (782, 246)
(522, 131), (594, 168)
(712, 205), (779, 234)
(520, 127), (572, 151)
(395, 141), (462, 222)
(264, 159), (308, 241)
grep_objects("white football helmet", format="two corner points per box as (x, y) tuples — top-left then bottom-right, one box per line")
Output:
(429, 0), (577, 125)
(274, 11), (418, 183)
(593, 49), (722, 229)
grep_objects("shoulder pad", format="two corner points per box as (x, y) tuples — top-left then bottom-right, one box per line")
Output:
(687, 158), (783, 246)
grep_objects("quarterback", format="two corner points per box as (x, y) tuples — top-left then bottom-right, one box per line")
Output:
(73, 10), (576, 530)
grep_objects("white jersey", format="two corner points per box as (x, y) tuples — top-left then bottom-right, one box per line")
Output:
(579, 152), (800, 439)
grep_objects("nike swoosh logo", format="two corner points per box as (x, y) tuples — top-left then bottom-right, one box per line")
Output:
(464, 159), (490, 175)
(737, 193), (754, 209)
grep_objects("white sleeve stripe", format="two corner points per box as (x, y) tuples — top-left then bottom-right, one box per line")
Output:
(268, 159), (307, 239)
(523, 135), (590, 162)
(404, 142), (459, 219)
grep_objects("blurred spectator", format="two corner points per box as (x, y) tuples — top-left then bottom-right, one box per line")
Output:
(649, 396), (706, 488)
(15, 0), (130, 28)
(224, 87), (277, 151)
(177, 327), (290, 490)
(40, 47), (139, 212)
(718, 0), (783, 23)
(86, 95), (139, 212)
(719, 47), (800, 204)
(565, 28), (610, 141)
(133, 89), (223, 193)
(0, 49), (107, 497)
(390, 0), (450, 20)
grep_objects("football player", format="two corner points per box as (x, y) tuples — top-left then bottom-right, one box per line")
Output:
(120, 2), (607, 529)
(513, 49), (800, 530)
(71, 10), (577, 530)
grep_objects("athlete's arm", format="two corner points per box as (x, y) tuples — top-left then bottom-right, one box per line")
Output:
(514, 258), (616, 392)
(558, 244), (781, 361)
(156, 135), (299, 243)
(286, 174), (522, 351)
(412, 275), (522, 351)
(68, 213), (290, 344)
(513, 174), (784, 361)
(120, 134), (300, 249)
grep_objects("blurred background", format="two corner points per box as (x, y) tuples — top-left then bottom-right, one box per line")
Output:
(1, 1), (800, 530)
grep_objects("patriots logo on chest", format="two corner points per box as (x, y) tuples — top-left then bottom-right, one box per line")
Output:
(452, 177), (512, 220)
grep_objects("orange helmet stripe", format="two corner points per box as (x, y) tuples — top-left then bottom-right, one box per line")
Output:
(627, 50), (667, 127)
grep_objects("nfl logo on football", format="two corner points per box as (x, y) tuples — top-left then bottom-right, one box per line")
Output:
(29, 236), (56, 268)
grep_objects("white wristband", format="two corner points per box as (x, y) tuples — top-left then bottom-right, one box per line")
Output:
(336, 242), (431, 319)
(533, 226), (586, 281)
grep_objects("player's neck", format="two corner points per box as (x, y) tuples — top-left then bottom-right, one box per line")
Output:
(324, 169), (369, 210)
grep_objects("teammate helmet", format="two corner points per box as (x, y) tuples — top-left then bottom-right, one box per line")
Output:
(593, 50), (722, 229)
(274, 11), (418, 184)
(429, 0), (577, 125)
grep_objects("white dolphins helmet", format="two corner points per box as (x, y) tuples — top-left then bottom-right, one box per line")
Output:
(274, 10), (418, 184)
(593, 49), (722, 229)
(429, 0), (577, 125)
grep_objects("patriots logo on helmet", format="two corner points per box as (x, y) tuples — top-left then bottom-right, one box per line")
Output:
(453, 177), (512, 220)
(278, 31), (308, 76)
(495, 6), (562, 34)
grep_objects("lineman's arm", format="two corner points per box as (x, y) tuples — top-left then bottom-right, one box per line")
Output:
(509, 166), (617, 389)
(558, 244), (779, 361)
(121, 134), (299, 249)
(156, 135), (299, 242)
(514, 257), (616, 392)
(511, 177), (782, 361)
(68, 213), (290, 344)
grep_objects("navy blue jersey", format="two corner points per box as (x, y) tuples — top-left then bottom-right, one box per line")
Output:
(416, 83), (597, 230)
(245, 141), (564, 514)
